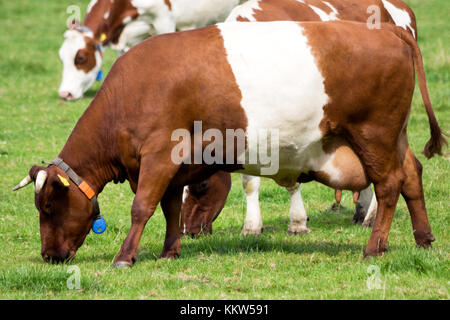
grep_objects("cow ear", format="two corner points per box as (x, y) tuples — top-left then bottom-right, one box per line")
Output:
(53, 173), (71, 189)
(29, 165), (46, 181)
(68, 19), (80, 30)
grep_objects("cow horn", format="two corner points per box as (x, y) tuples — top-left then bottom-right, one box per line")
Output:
(12, 175), (33, 191)
(35, 170), (48, 194)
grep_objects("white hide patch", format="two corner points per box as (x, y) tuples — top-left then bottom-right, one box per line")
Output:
(171, 0), (240, 28)
(58, 30), (101, 99)
(309, 4), (339, 21)
(225, 0), (262, 22)
(87, 0), (98, 14)
(218, 22), (334, 182)
(382, 0), (415, 38)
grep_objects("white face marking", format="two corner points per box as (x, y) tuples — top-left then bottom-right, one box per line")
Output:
(182, 186), (189, 203)
(219, 21), (331, 181)
(309, 4), (339, 21)
(104, 11), (110, 19)
(382, 0), (415, 38)
(225, 0), (261, 22)
(58, 30), (102, 100)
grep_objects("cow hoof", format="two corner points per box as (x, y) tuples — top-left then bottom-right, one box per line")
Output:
(363, 245), (389, 259)
(330, 202), (341, 211)
(352, 203), (366, 224)
(113, 261), (133, 269)
(361, 216), (375, 228)
(415, 232), (435, 249)
(288, 224), (310, 235)
(159, 251), (180, 259)
(241, 228), (262, 236)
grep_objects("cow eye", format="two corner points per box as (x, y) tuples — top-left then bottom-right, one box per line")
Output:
(75, 55), (87, 65)
(42, 202), (52, 215)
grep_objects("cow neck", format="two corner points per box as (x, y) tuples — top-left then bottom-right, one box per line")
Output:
(57, 101), (119, 196)
(83, 1), (109, 40)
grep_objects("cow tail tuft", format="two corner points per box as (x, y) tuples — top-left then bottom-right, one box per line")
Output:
(389, 25), (448, 158)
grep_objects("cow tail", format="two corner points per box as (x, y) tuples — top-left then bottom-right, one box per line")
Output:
(390, 25), (448, 159)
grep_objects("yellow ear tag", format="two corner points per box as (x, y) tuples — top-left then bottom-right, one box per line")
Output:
(58, 174), (70, 187)
(100, 33), (107, 42)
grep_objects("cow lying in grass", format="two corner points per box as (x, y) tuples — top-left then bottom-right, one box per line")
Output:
(182, 0), (420, 236)
(16, 21), (445, 267)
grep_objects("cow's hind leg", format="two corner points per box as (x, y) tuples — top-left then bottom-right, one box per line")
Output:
(344, 130), (406, 257)
(160, 187), (183, 258)
(287, 183), (310, 235)
(241, 174), (263, 235)
(364, 167), (405, 257)
(401, 145), (435, 248)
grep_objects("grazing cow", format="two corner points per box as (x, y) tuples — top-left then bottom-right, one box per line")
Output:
(15, 21), (445, 267)
(185, 0), (419, 236)
(58, 0), (112, 100)
(180, 171), (231, 236)
(58, 0), (242, 100)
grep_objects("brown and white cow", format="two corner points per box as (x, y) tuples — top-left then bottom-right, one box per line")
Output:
(15, 21), (445, 267)
(58, 0), (242, 100)
(58, 0), (111, 100)
(184, 0), (419, 236)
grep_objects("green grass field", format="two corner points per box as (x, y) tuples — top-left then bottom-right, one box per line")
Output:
(0, 0), (448, 300)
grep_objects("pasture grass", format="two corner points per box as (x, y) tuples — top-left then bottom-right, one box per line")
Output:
(0, 0), (448, 299)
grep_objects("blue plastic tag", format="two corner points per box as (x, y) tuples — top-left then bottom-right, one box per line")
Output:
(92, 216), (106, 234)
(96, 70), (103, 81)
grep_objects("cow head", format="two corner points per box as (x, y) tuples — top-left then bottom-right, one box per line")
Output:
(13, 165), (96, 263)
(58, 26), (103, 100)
(180, 172), (232, 236)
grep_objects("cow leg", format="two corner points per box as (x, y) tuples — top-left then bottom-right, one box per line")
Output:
(345, 131), (406, 257)
(401, 146), (435, 248)
(353, 186), (378, 227)
(287, 183), (310, 235)
(160, 187), (183, 258)
(361, 190), (378, 228)
(241, 174), (263, 235)
(364, 165), (405, 257)
(113, 155), (180, 268)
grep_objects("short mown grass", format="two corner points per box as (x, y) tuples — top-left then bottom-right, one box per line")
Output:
(0, 0), (448, 299)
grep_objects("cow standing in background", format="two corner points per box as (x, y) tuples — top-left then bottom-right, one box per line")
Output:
(58, 0), (243, 100)
(184, 0), (420, 237)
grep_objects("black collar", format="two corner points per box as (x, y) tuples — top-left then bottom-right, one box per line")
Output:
(49, 157), (101, 220)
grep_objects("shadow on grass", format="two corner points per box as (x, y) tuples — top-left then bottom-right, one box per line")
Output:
(28, 206), (372, 265)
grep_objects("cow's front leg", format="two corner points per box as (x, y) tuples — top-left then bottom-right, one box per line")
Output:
(287, 184), (310, 235)
(160, 187), (183, 258)
(113, 155), (180, 268)
(241, 174), (263, 235)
